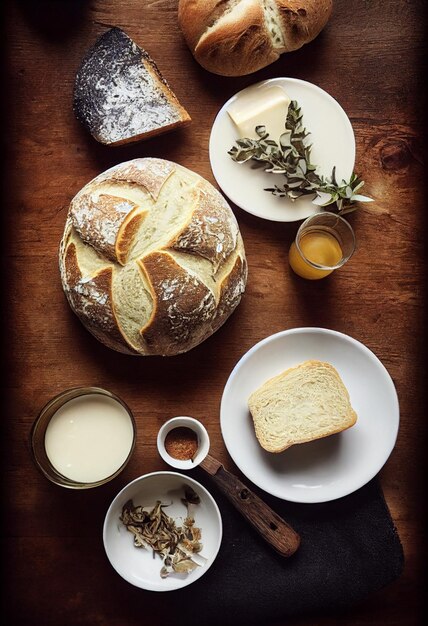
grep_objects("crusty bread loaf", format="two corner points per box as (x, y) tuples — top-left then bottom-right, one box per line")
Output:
(73, 28), (191, 145)
(178, 0), (333, 77)
(248, 360), (357, 452)
(59, 158), (247, 356)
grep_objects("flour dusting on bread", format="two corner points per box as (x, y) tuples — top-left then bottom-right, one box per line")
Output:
(60, 158), (247, 356)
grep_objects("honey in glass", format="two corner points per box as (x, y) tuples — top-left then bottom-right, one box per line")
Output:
(289, 212), (355, 280)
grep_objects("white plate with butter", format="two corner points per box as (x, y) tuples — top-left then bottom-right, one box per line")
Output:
(220, 328), (399, 503)
(209, 78), (356, 222)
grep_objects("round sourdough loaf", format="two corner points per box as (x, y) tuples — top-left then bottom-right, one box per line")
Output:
(59, 158), (247, 356)
(178, 0), (333, 76)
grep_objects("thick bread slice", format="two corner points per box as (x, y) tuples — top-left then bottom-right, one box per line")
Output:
(248, 360), (357, 453)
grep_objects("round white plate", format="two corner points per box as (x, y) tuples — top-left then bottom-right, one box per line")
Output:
(209, 78), (356, 222)
(220, 328), (399, 503)
(103, 472), (222, 591)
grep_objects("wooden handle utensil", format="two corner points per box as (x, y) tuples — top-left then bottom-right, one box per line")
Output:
(199, 453), (300, 557)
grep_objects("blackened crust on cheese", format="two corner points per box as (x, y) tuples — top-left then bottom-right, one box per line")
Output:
(73, 28), (190, 145)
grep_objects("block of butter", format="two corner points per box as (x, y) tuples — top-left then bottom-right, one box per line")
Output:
(227, 85), (291, 142)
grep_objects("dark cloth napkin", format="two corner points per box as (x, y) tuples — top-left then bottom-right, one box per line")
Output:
(169, 470), (403, 625)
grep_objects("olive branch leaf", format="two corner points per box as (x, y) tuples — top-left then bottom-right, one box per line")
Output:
(228, 101), (373, 214)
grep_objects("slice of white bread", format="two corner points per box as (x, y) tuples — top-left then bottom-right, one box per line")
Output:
(248, 360), (357, 453)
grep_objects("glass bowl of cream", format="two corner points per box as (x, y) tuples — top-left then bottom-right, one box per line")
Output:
(31, 387), (136, 488)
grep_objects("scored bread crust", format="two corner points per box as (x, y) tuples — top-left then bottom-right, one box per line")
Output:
(178, 0), (333, 76)
(169, 185), (239, 273)
(59, 158), (247, 356)
(138, 251), (218, 355)
(96, 158), (176, 200)
(192, 1), (278, 78)
(70, 158), (176, 266)
(248, 360), (357, 453)
(61, 237), (138, 354)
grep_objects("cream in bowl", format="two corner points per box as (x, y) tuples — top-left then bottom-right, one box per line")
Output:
(31, 387), (136, 488)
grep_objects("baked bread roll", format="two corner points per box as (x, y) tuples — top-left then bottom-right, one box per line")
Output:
(73, 28), (191, 145)
(178, 0), (333, 76)
(59, 158), (247, 356)
(248, 360), (357, 452)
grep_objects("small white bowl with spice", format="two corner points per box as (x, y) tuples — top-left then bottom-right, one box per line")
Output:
(157, 416), (210, 470)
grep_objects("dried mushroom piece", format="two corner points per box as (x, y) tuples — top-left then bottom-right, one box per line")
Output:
(182, 485), (201, 525)
(120, 486), (205, 579)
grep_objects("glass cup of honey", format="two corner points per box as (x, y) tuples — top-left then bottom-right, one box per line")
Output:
(289, 212), (356, 280)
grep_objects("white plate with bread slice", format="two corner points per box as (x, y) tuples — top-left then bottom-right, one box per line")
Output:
(209, 78), (356, 222)
(220, 328), (399, 503)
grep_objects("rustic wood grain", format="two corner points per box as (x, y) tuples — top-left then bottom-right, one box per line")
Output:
(200, 454), (301, 557)
(2, 0), (426, 624)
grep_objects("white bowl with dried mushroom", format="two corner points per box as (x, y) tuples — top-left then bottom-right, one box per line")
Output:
(103, 472), (222, 591)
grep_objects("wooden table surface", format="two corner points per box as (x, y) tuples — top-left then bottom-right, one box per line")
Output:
(2, 1), (426, 624)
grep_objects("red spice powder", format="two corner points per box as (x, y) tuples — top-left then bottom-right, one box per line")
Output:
(164, 427), (198, 461)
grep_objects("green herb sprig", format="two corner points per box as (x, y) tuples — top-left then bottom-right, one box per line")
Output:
(228, 100), (373, 214)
